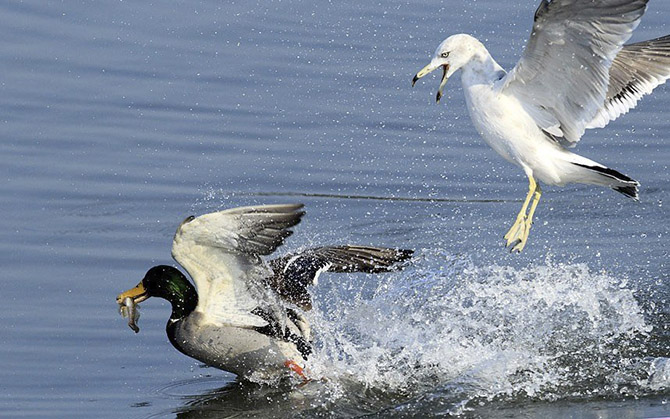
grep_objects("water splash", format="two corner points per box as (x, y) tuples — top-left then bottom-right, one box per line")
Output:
(300, 250), (665, 413)
(154, 251), (668, 417)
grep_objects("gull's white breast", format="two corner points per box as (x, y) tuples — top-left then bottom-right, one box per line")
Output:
(462, 81), (534, 164)
(461, 75), (569, 185)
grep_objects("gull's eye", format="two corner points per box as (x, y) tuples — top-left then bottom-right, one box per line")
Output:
(440, 51), (450, 58)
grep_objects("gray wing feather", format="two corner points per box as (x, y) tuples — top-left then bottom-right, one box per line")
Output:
(171, 204), (305, 327)
(502, 0), (648, 144)
(174, 203), (305, 257)
(212, 203), (305, 256)
(588, 35), (670, 129)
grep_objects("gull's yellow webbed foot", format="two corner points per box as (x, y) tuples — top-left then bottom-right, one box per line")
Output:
(504, 177), (541, 253)
(504, 214), (528, 249)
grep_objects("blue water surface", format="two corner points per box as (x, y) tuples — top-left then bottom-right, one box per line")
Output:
(0, 1), (668, 417)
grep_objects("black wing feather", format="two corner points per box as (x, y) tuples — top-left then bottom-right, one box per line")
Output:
(267, 245), (413, 310)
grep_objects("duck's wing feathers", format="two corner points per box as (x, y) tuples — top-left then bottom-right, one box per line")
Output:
(501, 0), (648, 144)
(587, 35), (670, 129)
(171, 204), (305, 327)
(267, 245), (413, 310)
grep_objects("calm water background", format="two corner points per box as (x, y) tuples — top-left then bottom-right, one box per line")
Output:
(1, 0), (668, 417)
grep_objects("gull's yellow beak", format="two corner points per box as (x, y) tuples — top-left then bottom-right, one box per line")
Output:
(412, 63), (450, 104)
(412, 63), (435, 86)
(116, 282), (149, 305)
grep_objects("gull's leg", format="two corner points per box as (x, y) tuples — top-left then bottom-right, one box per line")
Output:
(510, 183), (542, 253)
(504, 176), (537, 250)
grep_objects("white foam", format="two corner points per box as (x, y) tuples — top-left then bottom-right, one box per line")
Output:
(305, 251), (659, 409)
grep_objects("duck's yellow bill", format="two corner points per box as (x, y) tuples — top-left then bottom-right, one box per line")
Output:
(116, 282), (148, 304)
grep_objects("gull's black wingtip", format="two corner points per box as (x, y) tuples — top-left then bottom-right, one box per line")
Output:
(614, 185), (640, 201)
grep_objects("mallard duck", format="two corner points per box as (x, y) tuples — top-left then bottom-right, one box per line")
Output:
(117, 204), (412, 381)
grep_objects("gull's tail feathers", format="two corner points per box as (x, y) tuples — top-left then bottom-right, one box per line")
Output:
(570, 162), (640, 201)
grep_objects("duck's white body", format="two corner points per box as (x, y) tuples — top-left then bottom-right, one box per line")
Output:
(171, 312), (303, 379)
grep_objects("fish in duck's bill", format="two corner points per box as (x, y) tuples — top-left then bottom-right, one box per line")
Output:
(119, 296), (140, 333)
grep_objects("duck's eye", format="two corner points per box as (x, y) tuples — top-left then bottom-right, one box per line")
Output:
(440, 51), (450, 58)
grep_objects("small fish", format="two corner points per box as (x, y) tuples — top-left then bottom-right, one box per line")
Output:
(120, 297), (140, 333)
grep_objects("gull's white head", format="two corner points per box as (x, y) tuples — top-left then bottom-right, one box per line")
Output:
(412, 34), (487, 102)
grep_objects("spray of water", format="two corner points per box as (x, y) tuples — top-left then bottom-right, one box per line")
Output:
(295, 250), (667, 413)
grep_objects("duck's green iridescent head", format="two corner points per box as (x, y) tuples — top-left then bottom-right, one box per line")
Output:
(116, 265), (198, 322)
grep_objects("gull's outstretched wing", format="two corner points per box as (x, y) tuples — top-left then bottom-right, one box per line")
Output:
(588, 35), (670, 129)
(267, 245), (413, 310)
(171, 204), (305, 327)
(501, 0), (648, 144)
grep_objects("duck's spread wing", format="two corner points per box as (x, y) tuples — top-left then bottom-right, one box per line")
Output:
(501, 0), (648, 144)
(587, 35), (670, 129)
(171, 204), (305, 327)
(267, 245), (413, 310)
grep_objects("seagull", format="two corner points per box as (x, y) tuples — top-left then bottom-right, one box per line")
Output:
(116, 204), (413, 381)
(412, 0), (670, 252)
